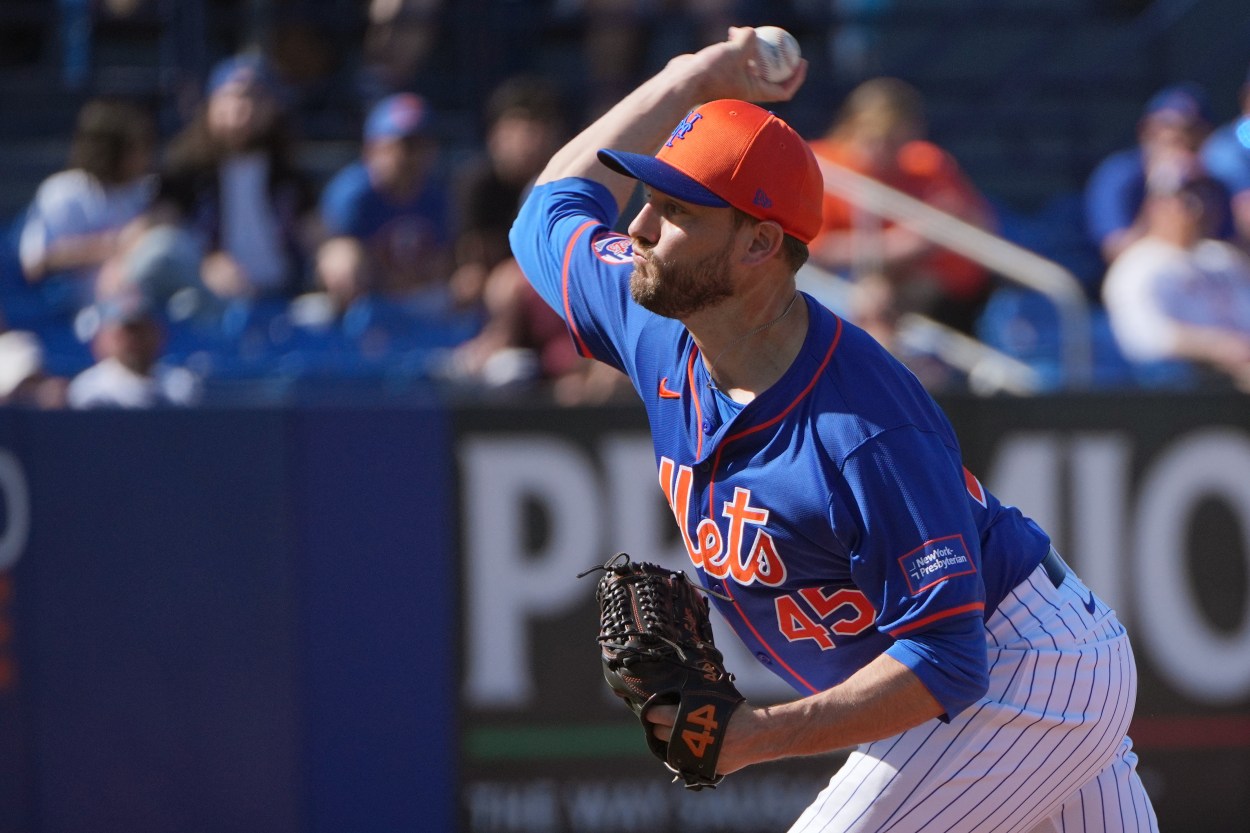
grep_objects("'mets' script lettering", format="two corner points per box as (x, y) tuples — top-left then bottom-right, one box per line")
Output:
(658, 457), (787, 586)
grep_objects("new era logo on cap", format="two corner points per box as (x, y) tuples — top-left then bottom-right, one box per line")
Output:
(598, 100), (824, 243)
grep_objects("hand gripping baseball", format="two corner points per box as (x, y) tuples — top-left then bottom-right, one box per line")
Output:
(580, 553), (745, 790)
(674, 26), (808, 106)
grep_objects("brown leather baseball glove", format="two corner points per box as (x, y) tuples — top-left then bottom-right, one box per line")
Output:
(580, 553), (744, 790)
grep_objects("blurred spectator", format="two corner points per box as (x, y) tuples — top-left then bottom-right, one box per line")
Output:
(553, 349), (636, 406)
(360, 0), (445, 100)
(444, 258), (631, 404)
(289, 236), (375, 328)
(266, 13), (344, 113)
(1084, 83), (1232, 267)
(159, 53), (316, 301)
(846, 269), (962, 391)
(19, 97), (158, 314)
(1101, 165), (1250, 390)
(808, 77), (997, 334)
(93, 203), (213, 318)
(67, 292), (201, 408)
(570, 0), (735, 117)
(320, 92), (454, 305)
(450, 75), (566, 308)
(0, 331), (68, 409)
(1200, 65), (1250, 248)
(443, 261), (553, 388)
(441, 74), (629, 403)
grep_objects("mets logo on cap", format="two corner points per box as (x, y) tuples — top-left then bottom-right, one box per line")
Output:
(666, 111), (703, 147)
(658, 100), (823, 243)
(596, 99), (824, 243)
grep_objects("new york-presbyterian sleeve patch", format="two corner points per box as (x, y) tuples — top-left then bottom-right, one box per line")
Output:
(591, 231), (634, 264)
(898, 535), (976, 595)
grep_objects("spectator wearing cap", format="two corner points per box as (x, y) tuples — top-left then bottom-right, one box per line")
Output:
(1200, 64), (1250, 249)
(157, 52), (315, 301)
(66, 292), (201, 408)
(1084, 83), (1233, 270)
(1102, 163), (1250, 391)
(318, 92), (454, 304)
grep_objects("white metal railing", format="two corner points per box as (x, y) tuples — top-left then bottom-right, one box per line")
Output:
(796, 263), (1045, 396)
(815, 158), (1093, 387)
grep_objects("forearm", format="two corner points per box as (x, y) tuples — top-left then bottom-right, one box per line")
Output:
(725, 653), (943, 770)
(1168, 324), (1250, 370)
(24, 231), (119, 280)
(535, 58), (706, 208)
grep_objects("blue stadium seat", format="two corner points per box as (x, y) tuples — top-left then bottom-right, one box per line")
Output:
(975, 287), (1147, 390)
(33, 317), (92, 377)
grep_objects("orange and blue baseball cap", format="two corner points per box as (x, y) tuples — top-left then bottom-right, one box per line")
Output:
(597, 99), (824, 243)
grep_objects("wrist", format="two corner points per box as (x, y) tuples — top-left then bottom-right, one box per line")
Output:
(646, 54), (711, 117)
(723, 702), (782, 771)
(663, 51), (718, 102)
(660, 34), (755, 107)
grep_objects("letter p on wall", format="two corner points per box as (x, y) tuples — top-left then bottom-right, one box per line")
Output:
(460, 436), (603, 707)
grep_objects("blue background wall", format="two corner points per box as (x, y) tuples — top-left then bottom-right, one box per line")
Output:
(0, 408), (455, 833)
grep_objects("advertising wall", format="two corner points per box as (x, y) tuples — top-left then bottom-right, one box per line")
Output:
(0, 393), (1245, 832)
(455, 393), (1250, 833)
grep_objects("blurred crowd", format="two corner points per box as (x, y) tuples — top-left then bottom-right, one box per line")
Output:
(3, 1), (1250, 409)
(2, 41), (634, 409)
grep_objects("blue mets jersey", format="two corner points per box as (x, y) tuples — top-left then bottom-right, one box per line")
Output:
(510, 178), (1053, 719)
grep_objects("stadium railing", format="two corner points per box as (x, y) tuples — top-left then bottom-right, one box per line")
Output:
(814, 158), (1093, 389)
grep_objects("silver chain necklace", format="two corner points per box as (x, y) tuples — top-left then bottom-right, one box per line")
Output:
(704, 292), (800, 390)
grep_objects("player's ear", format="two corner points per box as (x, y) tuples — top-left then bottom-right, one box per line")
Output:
(739, 219), (785, 266)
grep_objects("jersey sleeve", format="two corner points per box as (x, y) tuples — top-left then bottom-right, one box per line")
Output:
(509, 178), (654, 379)
(833, 425), (990, 718)
(887, 616), (988, 720)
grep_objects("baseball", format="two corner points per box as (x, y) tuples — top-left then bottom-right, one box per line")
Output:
(753, 26), (801, 83)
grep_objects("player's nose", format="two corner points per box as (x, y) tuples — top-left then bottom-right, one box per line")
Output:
(628, 202), (660, 246)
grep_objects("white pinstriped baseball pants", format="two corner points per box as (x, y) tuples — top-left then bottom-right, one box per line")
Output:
(788, 559), (1160, 833)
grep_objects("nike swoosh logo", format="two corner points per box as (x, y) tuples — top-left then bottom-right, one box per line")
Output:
(1084, 591), (1096, 615)
(658, 377), (681, 399)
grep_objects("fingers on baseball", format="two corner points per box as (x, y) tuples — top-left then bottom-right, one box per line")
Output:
(728, 26), (805, 91)
(772, 59), (808, 95)
(748, 56), (807, 98)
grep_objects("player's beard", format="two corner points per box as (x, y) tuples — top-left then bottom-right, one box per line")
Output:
(629, 242), (733, 319)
